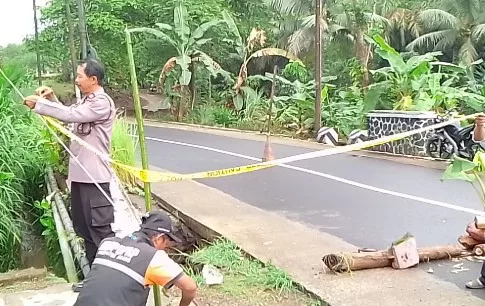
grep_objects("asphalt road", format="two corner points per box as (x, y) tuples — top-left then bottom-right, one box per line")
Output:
(143, 125), (485, 299)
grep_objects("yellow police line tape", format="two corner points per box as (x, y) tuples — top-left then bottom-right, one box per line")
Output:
(44, 117), (274, 182)
(0, 66), (477, 183)
(43, 112), (480, 183)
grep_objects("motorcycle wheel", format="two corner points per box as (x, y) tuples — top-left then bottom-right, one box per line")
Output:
(460, 136), (482, 161)
(426, 137), (453, 159)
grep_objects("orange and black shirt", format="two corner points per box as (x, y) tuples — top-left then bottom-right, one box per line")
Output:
(74, 232), (183, 306)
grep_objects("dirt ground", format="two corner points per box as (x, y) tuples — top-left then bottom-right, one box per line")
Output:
(0, 273), (66, 293)
(164, 286), (319, 306)
(0, 276), (319, 306)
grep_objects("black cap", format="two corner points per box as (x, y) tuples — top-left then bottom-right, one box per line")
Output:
(140, 211), (182, 243)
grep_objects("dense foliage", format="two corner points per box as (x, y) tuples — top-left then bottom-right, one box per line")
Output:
(9, 0), (485, 138)
(0, 64), (54, 271)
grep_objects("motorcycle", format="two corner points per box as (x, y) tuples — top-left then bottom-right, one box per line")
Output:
(425, 112), (483, 161)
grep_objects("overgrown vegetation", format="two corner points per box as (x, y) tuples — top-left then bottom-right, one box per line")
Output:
(183, 238), (324, 305)
(17, 0), (484, 141)
(111, 113), (139, 189)
(442, 152), (485, 207)
(33, 198), (66, 278)
(0, 64), (53, 272)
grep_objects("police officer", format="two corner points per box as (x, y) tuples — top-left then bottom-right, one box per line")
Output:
(74, 211), (198, 306)
(24, 59), (116, 292)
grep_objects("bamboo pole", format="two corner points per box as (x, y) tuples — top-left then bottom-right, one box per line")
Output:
(77, 0), (88, 59)
(125, 28), (152, 211)
(46, 174), (78, 283)
(64, 0), (79, 93)
(125, 27), (161, 306)
(46, 167), (90, 278)
(314, 0), (322, 133)
(33, 0), (42, 86)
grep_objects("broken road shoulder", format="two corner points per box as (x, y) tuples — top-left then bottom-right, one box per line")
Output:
(144, 166), (483, 306)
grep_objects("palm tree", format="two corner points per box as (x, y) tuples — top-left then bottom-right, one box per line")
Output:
(264, 0), (329, 57)
(406, 0), (485, 65)
(385, 8), (421, 52)
(267, 0), (393, 87)
(329, 0), (389, 87)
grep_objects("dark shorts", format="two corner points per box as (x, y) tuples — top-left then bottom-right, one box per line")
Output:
(71, 182), (115, 265)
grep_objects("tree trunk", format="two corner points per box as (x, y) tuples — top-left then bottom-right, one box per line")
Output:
(189, 62), (196, 110)
(355, 30), (370, 89)
(65, 0), (78, 90)
(33, 0), (42, 86)
(173, 85), (190, 122)
(400, 28), (406, 51)
(208, 75), (212, 102)
(314, 0), (322, 133)
(61, 60), (71, 82)
(322, 245), (473, 273)
(474, 244), (485, 256)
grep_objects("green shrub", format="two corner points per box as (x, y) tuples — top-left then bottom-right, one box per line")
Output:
(111, 113), (139, 188)
(0, 64), (51, 271)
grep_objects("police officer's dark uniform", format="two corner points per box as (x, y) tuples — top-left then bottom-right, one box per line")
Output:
(74, 211), (183, 306)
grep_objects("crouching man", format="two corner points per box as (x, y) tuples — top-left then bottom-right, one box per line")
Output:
(465, 114), (485, 289)
(74, 211), (198, 306)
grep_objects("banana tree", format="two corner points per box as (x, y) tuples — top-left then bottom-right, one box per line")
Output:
(366, 34), (485, 113)
(250, 72), (337, 134)
(221, 11), (300, 110)
(128, 1), (231, 120)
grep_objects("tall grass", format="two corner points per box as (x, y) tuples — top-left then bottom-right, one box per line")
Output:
(0, 64), (51, 271)
(111, 112), (139, 188)
(187, 238), (295, 295)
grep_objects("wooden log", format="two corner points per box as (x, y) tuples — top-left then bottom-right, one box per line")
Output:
(473, 244), (485, 256)
(458, 235), (482, 250)
(322, 245), (473, 273)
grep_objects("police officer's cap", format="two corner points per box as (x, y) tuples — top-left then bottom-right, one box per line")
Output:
(140, 211), (182, 243)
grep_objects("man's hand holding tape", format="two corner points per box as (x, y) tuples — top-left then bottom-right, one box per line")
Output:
(35, 85), (60, 103)
(24, 59), (117, 294)
(24, 85), (60, 108)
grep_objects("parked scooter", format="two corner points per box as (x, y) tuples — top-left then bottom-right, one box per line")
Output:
(425, 112), (482, 160)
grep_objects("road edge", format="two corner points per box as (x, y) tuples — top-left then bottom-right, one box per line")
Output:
(143, 166), (483, 306)
(149, 189), (327, 304)
(146, 180), (332, 305)
(136, 118), (448, 171)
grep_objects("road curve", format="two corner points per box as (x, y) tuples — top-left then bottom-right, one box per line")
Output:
(143, 124), (485, 299)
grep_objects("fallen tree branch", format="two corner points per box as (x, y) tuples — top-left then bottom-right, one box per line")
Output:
(322, 245), (473, 273)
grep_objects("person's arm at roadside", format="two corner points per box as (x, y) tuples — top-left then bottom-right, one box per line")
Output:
(174, 274), (197, 306)
(145, 251), (197, 306)
(474, 114), (485, 142)
(25, 95), (110, 124)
